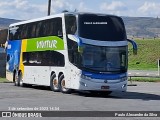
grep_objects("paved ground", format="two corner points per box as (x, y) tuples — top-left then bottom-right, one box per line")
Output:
(128, 70), (160, 77)
(0, 82), (160, 120)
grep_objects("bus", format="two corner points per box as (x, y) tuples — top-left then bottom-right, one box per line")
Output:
(6, 12), (137, 95)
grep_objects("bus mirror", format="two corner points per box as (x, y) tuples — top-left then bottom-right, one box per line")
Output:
(127, 39), (138, 55)
(133, 49), (137, 55)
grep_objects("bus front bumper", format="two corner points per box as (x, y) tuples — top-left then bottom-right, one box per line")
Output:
(78, 77), (127, 92)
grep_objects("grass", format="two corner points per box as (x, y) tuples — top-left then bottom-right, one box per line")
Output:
(0, 77), (10, 83)
(128, 38), (160, 70)
(128, 77), (160, 82)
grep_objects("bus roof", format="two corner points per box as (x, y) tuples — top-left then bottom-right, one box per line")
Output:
(9, 12), (120, 27)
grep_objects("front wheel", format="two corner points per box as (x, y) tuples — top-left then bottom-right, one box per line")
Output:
(59, 74), (72, 94)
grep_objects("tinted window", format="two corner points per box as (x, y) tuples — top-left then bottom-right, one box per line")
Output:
(65, 15), (77, 34)
(23, 51), (65, 66)
(65, 15), (79, 64)
(79, 14), (127, 41)
(9, 17), (63, 40)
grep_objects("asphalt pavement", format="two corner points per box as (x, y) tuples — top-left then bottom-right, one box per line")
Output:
(0, 82), (160, 120)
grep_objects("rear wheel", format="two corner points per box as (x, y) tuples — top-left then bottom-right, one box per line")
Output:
(50, 74), (59, 92)
(18, 72), (23, 87)
(59, 74), (71, 94)
(14, 72), (19, 86)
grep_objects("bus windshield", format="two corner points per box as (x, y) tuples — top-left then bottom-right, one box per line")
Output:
(78, 14), (126, 41)
(81, 45), (128, 73)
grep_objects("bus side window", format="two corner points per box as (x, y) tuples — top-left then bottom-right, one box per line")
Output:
(65, 15), (77, 34)
(27, 24), (34, 39)
(30, 23), (37, 38)
(9, 32), (14, 40)
(13, 26), (20, 40)
(56, 18), (63, 38)
(51, 18), (63, 38)
(21, 24), (28, 39)
(36, 22), (43, 37)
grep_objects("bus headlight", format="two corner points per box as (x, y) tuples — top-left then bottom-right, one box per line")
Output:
(81, 75), (91, 80)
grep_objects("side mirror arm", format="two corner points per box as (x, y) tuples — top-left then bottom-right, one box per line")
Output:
(127, 39), (138, 55)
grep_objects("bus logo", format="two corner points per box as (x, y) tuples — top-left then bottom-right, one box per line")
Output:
(37, 40), (57, 49)
(104, 80), (108, 83)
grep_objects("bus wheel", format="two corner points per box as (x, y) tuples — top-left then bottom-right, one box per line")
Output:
(18, 72), (23, 87)
(59, 74), (71, 94)
(14, 72), (18, 86)
(50, 74), (59, 92)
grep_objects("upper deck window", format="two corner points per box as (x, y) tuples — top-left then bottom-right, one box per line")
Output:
(9, 17), (63, 40)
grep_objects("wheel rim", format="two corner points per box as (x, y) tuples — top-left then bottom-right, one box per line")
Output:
(14, 74), (18, 86)
(19, 73), (23, 86)
(53, 78), (58, 90)
(61, 79), (67, 92)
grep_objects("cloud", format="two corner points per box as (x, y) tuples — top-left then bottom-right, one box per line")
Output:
(100, 1), (126, 11)
(77, 2), (92, 12)
(51, 0), (74, 13)
(138, 2), (157, 12)
(0, 0), (47, 20)
(0, 0), (74, 19)
(138, 2), (160, 16)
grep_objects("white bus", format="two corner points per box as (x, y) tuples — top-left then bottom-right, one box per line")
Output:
(6, 12), (137, 95)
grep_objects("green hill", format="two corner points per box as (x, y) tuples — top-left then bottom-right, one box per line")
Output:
(128, 38), (160, 70)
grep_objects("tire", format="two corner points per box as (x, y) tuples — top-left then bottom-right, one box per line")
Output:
(50, 74), (60, 92)
(59, 74), (71, 94)
(14, 72), (19, 86)
(18, 72), (24, 87)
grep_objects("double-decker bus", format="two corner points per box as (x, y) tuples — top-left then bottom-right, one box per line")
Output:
(6, 12), (137, 95)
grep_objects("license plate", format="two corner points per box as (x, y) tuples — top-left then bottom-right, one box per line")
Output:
(101, 86), (110, 89)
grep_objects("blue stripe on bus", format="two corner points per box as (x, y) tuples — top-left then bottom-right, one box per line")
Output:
(82, 71), (127, 80)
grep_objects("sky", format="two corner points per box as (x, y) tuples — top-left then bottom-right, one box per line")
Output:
(0, 0), (160, 20)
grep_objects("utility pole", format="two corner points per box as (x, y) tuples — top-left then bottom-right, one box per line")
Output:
(48, 0), (51, 16)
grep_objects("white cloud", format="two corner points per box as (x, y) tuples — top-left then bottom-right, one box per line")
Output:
(138, 2), (160, 17)
(77, 2), (91, 12)
(1, 0), (160, 20)
(51, 0), (74, 14)
(138, 2), (157, 12)
(100, 1), (126, 11)
(0, 0), (47, 20)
